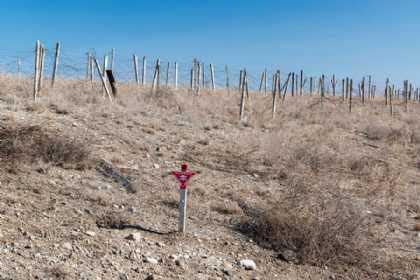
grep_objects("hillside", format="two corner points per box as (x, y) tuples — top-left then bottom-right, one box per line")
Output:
(0, 76), (419, 280)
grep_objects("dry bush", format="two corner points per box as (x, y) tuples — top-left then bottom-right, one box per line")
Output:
(96, 211), (131, 229)
(211, 200), (243, 216)
(0, 122), (91, 170)
(365, 124), (392, 140)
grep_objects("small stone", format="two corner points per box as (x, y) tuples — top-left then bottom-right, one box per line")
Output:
(126, 233), (141, 242)
(156, 241), (165, 247)
(277, 249), (299, 263)
(239, 259), (256, 270)
(175, 259), (184, 267)
(153, 163), (160, 169)
(414, 223), (420, 232)
(119, 273), (129, 280)
(145, 257), (158, 264)
(85, 231), (96, 237)
(128, 207), (137, 213)
(417, 232), (420, 238)
(169, 254), (178, 260)
(62, 242), (72, 250)
(145, 274), (154, 280)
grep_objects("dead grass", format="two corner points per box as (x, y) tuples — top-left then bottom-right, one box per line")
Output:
(0, 122), (91, 170)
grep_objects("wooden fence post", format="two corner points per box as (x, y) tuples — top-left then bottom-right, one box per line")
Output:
(111, 48), (115, 70)
(390, 85), (394, 116)
(152, 58), (160, 91)
(259, 71), (264, 94)
(94, 58), (113, 102)
(368, 75), (371, 99)
(197, 62), (201, 94)
(142, 56), (147, 86)
(349, 79), (353, 113)
(239, 70), (243, 93)
(51, 42), (61, 88)
(291, 73), (295, 97)
(174, 62), (178, 89)
(300, 70), (303, 96)
(282, 73), (291, 101)
(165, 62), (170, 87)
(361, 77), (365, 104)
(404, 80), (408, 112)
(17, 57), (21, 79)
(39, 45), (45, 90)
(33, 40), (41, 100)
(309, 77), (313, 96)
(239, 69), (246, 121)
(331, 74), (336, 97)
(225, 65), (230, 93)
(210, 63), (215, 92)
(341, 79), (345, 100)
(321, 75), (325, 105)
(272, 71), (279, 118)
(133, 55), (139, 86)
(385, 78), (389, 106)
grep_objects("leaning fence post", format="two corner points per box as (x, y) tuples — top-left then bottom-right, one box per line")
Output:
(299, 70), (303, 96)
(272, 71), (279, 118)
(51, 42), (61, 88)
(94, 58), (113, 102)
(385, 78), (389, 106)
(239, 69), (246, 121)
(291, 73), (295, 96)
(111, 48), (116, 70)
(349, 79), (353, 113)
(331, 74), (336, 97)
(33, 40), (41, 100)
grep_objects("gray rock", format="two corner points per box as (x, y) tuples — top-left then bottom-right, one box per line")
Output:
(277, 249), (299, 263)
(119, 273), (129, 280)
(239, 259), (256, 270)
(62, 242), (72, 250)
(145, 274), (154, 280)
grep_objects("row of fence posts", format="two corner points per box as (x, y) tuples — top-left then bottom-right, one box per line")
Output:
(29, 41), (420, 120)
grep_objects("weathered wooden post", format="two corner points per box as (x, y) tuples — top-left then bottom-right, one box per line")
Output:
(111, 48), (116, 70)
(210, 63), (215, 92)
(331, 74), (336, 97)
(142, 56), (147, 86)
(51, 42), (61, 88)
(299, 70), (303, 96)
(174, 62), (178, 89)
(341, 79), (345, 100)
(239, 69), (246, 121)
(239, 70), (244, 94)
(39, 45), (45, 90)
(94, 58), (113, 102)
(309, 77), (313, 96)
(321, 75), (325, 105)
(390, 85), (394, 116)
(197, 61), (201, 94)
(165, 62), (170, 87)
(259, 71), (264, 94)
(271, 71), (279, 119)
(291, 73), (295, 97)
(281, 73), (291, 101)
(152, 58), (160, 91)
(86, 51), (92, 81)
(349, 79), (353, 113)
(368, 75), (372, 99)
(385, 78), (389, 106)
(225, 65), (230, 93)
(404, 80), (408, 112)
(33, 40), (41, 100)
(361, 77), (365, 104)
(106, 70), (118, 97)
(133, 55), (139, 86)
(17, 57), (21, 79)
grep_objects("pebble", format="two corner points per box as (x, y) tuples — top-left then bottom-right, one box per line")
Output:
(239, 259), (256, 270)
(119, 273), (129, 280)
(126, 233), (142, 242)
(145, 274), (154, 280)
(128, 207), (137, 213)
(414, 223), (420, 232)
(145, 257), (158, 264)
(175, 259), (184, 267)
(62, 242), (72, 250)
(85, 231), (96, 237)
(153, 164), (160, 169)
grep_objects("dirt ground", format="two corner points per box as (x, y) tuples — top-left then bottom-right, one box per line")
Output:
(0, 77), (419, 279)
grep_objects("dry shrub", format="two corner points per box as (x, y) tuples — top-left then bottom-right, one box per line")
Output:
(44, 266), (70, 280)
(211, 201), (243, 215)
(0, 122), (91, 170)
(365, 124), (392, 140)
(96, 211), (131, 229)
(237, 190), (368, 268)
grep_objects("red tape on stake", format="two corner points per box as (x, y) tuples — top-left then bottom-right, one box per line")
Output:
(172, 163), (196, 189)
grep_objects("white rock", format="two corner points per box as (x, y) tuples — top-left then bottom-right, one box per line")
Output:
(145, 257), (158, 264)
(62, 242), (73, 250)
(153, 163), (160, 169)
(85, 231), (96, 237)
(239, 259), (256, 270)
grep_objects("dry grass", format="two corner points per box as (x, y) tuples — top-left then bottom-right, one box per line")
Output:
(0, 122), (91, 170)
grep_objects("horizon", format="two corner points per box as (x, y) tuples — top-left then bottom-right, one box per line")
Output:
(1, 0), (420, 89)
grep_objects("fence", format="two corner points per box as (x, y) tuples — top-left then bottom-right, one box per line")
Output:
(0, 40), (418, 117)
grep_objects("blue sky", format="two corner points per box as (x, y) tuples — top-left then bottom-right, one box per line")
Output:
(1, 0), (420, 86)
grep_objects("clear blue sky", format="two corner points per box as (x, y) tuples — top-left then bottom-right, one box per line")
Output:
(1, 0), (420, 86)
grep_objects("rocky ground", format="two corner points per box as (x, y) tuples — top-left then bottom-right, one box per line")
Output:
(0, 78), (419, 279)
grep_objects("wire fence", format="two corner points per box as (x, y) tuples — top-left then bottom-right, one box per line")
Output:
(0, 42), (387, 96)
